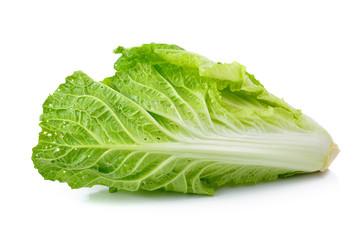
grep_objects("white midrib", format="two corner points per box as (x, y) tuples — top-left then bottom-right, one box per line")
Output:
(53, 132), (332, 172)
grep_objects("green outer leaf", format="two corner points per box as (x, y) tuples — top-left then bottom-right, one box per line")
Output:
(32, 43), (336, 195)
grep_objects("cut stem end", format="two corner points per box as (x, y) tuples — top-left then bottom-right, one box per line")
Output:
(320, 142), (339, 172)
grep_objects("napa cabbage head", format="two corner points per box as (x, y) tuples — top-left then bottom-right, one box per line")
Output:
(32, 43), (338, 195)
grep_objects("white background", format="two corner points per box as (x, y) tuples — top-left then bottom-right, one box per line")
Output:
(1, 0), (361, 239)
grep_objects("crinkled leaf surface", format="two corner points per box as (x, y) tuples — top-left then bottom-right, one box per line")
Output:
(32, 43), (336, 195)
